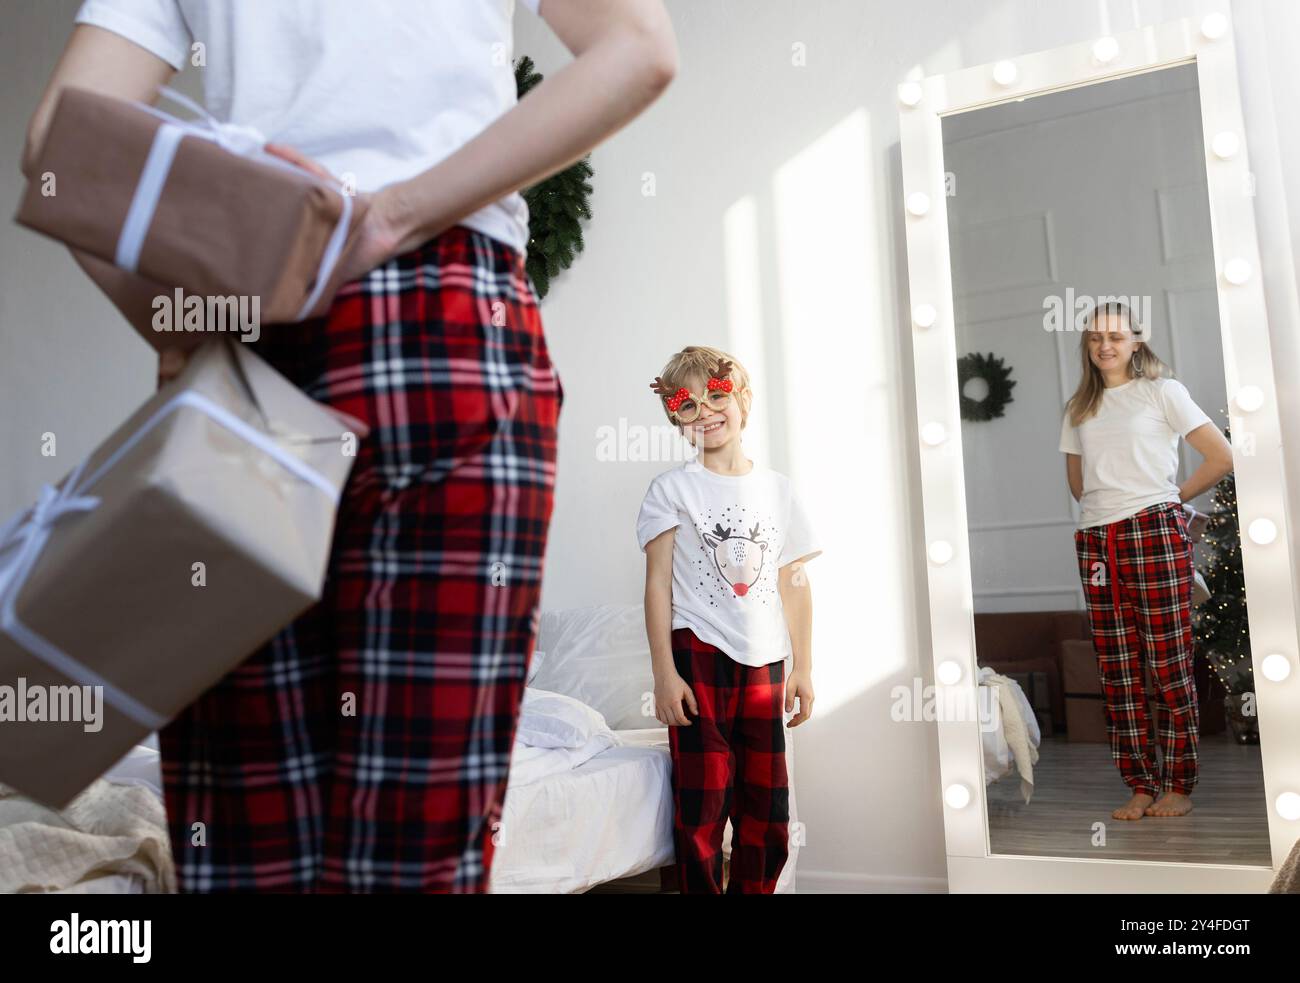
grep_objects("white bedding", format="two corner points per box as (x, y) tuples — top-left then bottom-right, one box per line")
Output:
(491, 728), (674, 894)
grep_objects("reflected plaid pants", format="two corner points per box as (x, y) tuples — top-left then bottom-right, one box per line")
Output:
(1074, 502), (1199, 797)
(159, 226), (562, 892)
(668, 628), (789, 894)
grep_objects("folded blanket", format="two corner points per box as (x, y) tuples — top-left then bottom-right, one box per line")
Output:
(980, 669), (1041, 804)
(0, 777), (175, 894)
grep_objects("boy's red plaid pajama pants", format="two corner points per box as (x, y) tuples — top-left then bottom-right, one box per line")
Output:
(668, 628), (789, 894)
(159, 226), (562, 892)
(1073, 502), (1199, 798)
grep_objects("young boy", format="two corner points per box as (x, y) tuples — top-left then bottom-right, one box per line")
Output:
(636, 345), (820, 894)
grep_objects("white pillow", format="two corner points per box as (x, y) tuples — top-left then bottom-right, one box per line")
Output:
(514, 688), (610, 749)
(530, 604), (658, 731)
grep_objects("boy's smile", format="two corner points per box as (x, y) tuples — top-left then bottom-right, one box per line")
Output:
(684, 395), (742, 448)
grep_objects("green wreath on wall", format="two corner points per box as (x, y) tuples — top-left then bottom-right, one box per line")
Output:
(515, 56), (595, 298)
(957, 352), (1016, 422)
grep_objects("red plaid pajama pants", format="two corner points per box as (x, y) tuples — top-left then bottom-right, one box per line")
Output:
(1074, 502), (1199, 797)
(668, 628), (789, 894)
(159, 226), (562, 892)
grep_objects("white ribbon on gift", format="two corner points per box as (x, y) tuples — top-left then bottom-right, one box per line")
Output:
(0, 389), (341, 731)
(115, 87), (354, 322)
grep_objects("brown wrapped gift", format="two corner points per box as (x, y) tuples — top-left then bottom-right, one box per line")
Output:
(15, 86), (366, 325)
(1061, 638), (1107, 742)
(0, 340), (366, 807)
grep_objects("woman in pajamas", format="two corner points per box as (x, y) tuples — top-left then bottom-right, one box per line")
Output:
(24, 0), (676, 892)
(1060, 301), (1233, 821)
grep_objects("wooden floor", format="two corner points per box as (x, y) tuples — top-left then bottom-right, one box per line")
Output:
(986, 734), (1271, 865)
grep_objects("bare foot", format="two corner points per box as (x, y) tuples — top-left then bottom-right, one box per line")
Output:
(1112, 793), (1155, 821)
(1145, 792), (1193, 817)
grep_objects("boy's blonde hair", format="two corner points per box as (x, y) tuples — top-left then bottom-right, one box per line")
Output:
(654, 345), (752, 427)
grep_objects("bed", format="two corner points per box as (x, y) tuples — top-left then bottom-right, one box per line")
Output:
(2, 603), (798, 893)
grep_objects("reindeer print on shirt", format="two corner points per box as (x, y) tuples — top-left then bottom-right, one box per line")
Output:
(703, 522), (767, 596)
(687, 503), (782, 607)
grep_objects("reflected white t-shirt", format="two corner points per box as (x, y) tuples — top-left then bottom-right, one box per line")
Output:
(73, 0), (540, 255)
(1059, 377), (1213, 529)
(636, 461), (822, 667)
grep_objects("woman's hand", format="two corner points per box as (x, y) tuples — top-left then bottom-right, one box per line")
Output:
(264, 143), (412, 284)
(654, 672), (698, 727)
(1183, 504), (1211, 542)
(785, 668), (814, 727)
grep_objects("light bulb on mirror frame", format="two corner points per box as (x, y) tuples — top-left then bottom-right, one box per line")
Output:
(912, 303), (937, 328)
(1212, 131), (1240, 160)
(1201, 13), (1228, 40)
(1234, 385), (1264, 413)
(992, 60), (1017, 86)
(1247, 518), (1277, 545)
(1260, 654), (1290, 683)
(906, 191), (931, 216)
(898, 81), (923, 107)
(944, 784), (971, 809)
(937, 660), (963, 685)
(928, 540), (954, 565)
(1277, 792), (1300, 822)
(1224, 258), (1252, 285)
(1092, 37), (1119, 64)
(921, 421), (947, 446)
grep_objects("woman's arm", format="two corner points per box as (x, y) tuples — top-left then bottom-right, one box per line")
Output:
(376, 0), (678, 260)
(22, 25), (175, 178)
(1064, 453), (1083, 501)
(23, 25), (191, 369)
(1179, 423), (1235, 502)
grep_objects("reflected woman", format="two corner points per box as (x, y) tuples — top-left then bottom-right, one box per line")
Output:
(1060, 301), (1233, 821)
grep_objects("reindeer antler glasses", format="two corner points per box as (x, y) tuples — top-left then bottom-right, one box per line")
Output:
(650, 358), (738, 424)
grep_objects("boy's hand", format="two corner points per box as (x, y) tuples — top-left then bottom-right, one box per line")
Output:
(785, 668), (814, 727)
(1183, 504), (1210, 543)
(654, 672), (698, 727)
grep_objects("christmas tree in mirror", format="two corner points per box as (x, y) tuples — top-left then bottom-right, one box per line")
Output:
(1192, 433), (1256, 745)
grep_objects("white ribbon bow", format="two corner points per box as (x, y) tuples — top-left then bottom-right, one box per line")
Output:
(150, 86), (270, 156)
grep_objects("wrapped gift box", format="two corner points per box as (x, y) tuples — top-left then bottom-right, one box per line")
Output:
(15, 86), (364, 325)
(1061, 638), (1108, 743)
(0, 340), (366, 807)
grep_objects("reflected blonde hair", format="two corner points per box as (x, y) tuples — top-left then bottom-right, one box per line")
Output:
(1066, 300), (1170, 425)
(654, 345), (752, 427)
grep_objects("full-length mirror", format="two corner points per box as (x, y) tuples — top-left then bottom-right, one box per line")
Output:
(941, 63), (1268, 865)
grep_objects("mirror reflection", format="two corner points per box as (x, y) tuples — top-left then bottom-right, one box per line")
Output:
(941, 64), (1269, 864)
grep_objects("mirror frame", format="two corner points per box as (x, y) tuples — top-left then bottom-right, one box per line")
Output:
(899, 7), (1300, 892)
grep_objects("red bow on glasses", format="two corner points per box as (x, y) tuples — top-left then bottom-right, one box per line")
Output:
(650, 357), (735, 410)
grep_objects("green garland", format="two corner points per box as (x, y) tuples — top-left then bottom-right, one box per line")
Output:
(514, 56), (595, 298)
(957, 352), (1016, 421)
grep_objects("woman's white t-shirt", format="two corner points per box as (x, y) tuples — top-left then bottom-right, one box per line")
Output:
(1059, 377), (1213, 529)
(74, 0), (541, 255)
(636, 461), (822, 667)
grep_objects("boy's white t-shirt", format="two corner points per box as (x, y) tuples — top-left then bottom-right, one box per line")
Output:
(1059, 376), (1213, 529)
(636, 461), (822, 667)
(73, 0), (540, 256)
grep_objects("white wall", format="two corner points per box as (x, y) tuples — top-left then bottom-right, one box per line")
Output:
(3, 0), (1298, 893)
